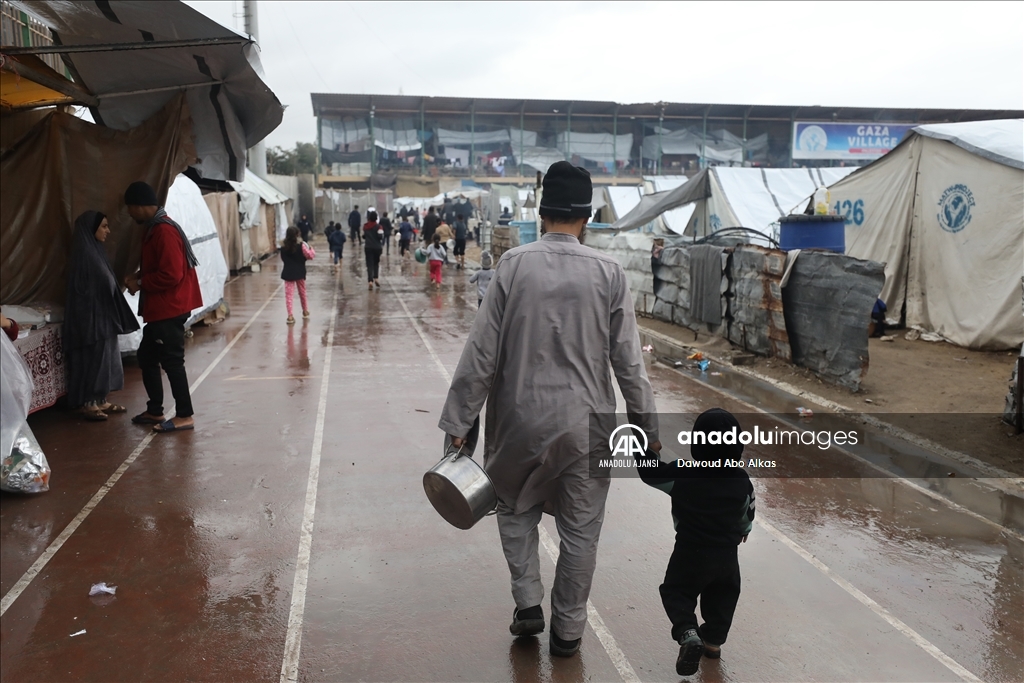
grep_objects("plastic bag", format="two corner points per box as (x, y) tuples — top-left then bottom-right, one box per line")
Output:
(2, 424), (50, 493)
(301, 241), (316, 260)
(1, 332), (50, 493)
(1, 332), (33, 460)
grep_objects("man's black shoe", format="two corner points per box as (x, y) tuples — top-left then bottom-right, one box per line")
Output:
(550, 632), (581, 657)
(676, 628), (704, 676)
(509, 605), (545, 636)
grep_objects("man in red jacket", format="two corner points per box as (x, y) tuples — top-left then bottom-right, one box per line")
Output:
(123, 181), (202, 433)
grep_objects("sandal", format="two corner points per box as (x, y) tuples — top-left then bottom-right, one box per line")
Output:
(99, 403), (127, 414)
(131, 412), (165, 425)
(83, 408), (108, 422)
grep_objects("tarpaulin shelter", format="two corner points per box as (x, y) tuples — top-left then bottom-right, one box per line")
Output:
(120, 173), (229, 352)
(228, 171), (292, 264)
(8, 0), (283, 182)
(1, 94), (196, 306)
(819, 119), (1024, 349)
(611, 167), (856, 239)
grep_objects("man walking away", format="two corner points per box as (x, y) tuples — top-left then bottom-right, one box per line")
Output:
(297, 214), (313, 242)
(123, 181), (203, 434)
(422, 206), (439, 245)
(398, 216), (415, 257)
(453, 214), (468, 269)
(439, 161), (658, 658)
(348, 205), (362, 246)
(380, 211), (393, 256)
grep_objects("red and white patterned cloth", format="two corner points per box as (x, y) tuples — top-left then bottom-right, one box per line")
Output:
(12, 324), (66, 414)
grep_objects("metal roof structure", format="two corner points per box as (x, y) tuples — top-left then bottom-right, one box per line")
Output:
(311, 93), (1022, 124)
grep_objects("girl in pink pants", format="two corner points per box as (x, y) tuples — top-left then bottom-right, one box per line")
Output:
(280, 226), (312, 323)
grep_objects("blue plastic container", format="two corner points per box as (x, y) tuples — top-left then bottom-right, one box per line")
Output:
(510, 220), (537, 245)
(778, 215), (846, 253)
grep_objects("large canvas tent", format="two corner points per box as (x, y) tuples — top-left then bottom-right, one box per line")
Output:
(821, 119), (1023, 349)
(229, 172), (292, 265)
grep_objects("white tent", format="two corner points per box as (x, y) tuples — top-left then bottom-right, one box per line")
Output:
(120, 173), (229, 352)
(612, 167), (856, 242)
(820, 119), (1023, 349)
(229, 171), (292, 262)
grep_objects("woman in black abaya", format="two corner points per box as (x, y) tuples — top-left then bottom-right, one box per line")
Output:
(63, 211), (140, 421)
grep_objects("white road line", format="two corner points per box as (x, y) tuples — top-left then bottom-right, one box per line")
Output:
(538, 526), (642, 683)
(0, 283), (284, 618)
(757, 518), (981, 682)
(279, 281), (340, 683)
(388, 279), (453, 384)
(394, 276), (641, 683)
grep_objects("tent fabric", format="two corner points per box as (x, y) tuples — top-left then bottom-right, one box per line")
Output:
(555, 132), (633, 164)
(606, 186), (644, 221)
(610, 168), (858, 236)
(519, 146), (565, 173)
(823, 125), (1023, 349)
(438, 128), (510, 147)
(14, 0), (283, 182)
(912, 119), (1023, 170)
(642, 128), (768, 163)
(320, 118), (370, 148)
(1, 94), (196, 306)
(203, 191), (244, 272)
(610, 169), (712, 231)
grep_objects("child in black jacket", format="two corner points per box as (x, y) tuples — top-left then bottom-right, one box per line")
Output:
(634, 408), (755, 677)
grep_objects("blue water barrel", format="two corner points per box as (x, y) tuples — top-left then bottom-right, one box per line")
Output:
(779, 215), (846, 253)
(510, 220), (537, 245)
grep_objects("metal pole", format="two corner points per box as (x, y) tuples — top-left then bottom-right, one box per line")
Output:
(612, 106), (618, 177)
(243, 0), (266, 177)
(519, 103), (525, 179)
(566, 103), (572, 160)
(316, 111), (322, 193)
(470, 100), (475, 178)
(420, 100), (426, 176)
(742, 108), (749, 163)
(369, 103), (375, 176)
(701, 108), (709, 169)
(658, 105), (664, 175)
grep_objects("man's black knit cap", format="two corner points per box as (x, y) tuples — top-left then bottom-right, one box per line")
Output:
(539, 161), (592, 218)
(124, 181), (158, 207)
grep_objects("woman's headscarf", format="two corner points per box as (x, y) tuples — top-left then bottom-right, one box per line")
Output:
(63, 211), (140, 350)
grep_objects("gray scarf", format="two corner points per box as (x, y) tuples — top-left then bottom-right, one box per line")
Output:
(146, 207), (199, 269)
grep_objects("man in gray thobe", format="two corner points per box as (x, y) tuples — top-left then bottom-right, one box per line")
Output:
(439, 161), (660, 657)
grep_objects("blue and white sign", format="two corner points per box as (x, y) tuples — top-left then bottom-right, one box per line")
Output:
(792, 122), (914, 160)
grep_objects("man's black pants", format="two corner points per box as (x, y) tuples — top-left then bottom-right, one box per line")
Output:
(137, 314), (194, 418)
(350, 226), (361, 244)
(365, 249), (381, 281)
(660, 542), (740, 645)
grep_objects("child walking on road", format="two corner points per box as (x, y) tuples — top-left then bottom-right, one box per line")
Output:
(425, 233), (447, 289)
(280, 226), (313, 324)
(468, 251), (494, 306)
(633, 408), (755, 677)
(328, 224), (346, 266)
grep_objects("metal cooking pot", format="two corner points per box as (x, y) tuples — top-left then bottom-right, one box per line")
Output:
(424, 418), (496, 529)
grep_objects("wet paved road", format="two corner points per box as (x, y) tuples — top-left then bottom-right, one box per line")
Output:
(1, 248), (1021, 682)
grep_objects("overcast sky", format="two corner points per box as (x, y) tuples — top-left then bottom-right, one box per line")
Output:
(183, 1), (1024, 150)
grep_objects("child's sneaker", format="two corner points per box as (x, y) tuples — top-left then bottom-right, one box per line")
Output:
(286, 316), (295, 325)
(676, 629), (704, 676)
(302, 310), (310, 318)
